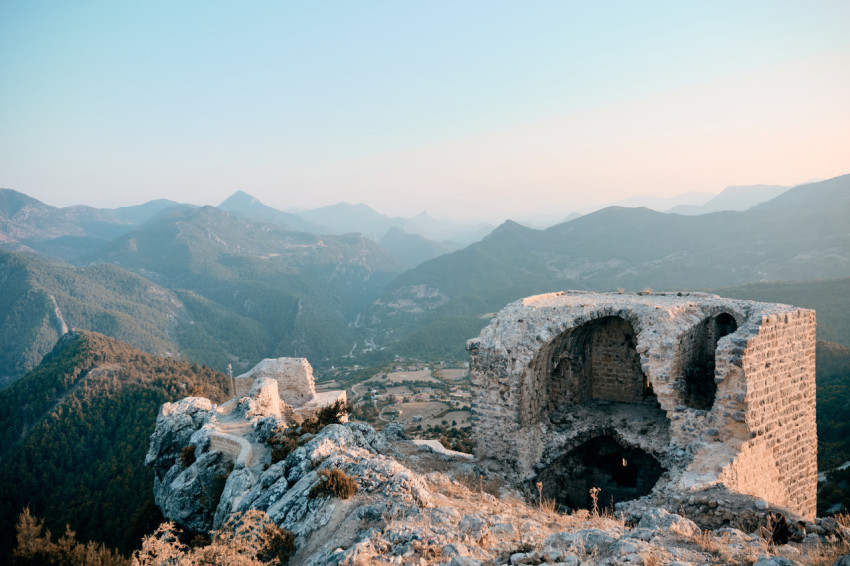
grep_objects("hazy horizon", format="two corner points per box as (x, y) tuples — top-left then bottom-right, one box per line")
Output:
(2, 1), (848, 223)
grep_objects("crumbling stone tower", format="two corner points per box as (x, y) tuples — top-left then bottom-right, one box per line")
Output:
(467, 291), (817, 521)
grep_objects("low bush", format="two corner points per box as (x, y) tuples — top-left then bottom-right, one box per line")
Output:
(309, 468), (358, 500)
(180, 445), (196, 469)
(269, 436), (300, 464)
(300, 400), (350, 435)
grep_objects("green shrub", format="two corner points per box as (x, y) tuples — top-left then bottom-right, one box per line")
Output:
(309, 468), (358, 500)
(269, 435), (300, 464)
(180, 445), (196, 468)
(300, 400), (350, 435)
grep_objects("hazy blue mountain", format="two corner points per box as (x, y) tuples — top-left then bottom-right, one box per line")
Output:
(402, 211), (494, 245)
(294, 201), (407, 240)
(0, 189), (193, 260)
(363, 174), (850, 346)
(109, 198), (191, 224)
(0, 189), (131, 259)
(218, 190), (326, 233)
(668, 184), (788, 215)
(609, 190), (715, 211)
(379, 227), (461, 268)
(86, 206), (405, 362)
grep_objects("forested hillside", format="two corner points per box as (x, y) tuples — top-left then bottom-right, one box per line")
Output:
(717, 277), (850, 346)
(0, 250), (183, 385)
(87, 206), (405, 363)
(0, 331), (230, 560)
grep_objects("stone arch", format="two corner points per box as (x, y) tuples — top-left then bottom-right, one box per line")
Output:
(681, 312), (738, 410)
(521, 315), (655, 425)
(537, 433), (666, 510)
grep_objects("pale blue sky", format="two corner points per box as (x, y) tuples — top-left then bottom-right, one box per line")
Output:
(1, 1), (848, 221)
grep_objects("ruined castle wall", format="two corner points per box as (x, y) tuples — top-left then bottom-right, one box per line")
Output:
(208, 432), (253, 468)
(719, 309), (817, 519)
(233, 357), (316, 406)
(468, 342), (525, 468)
(469, 291), (817, 521)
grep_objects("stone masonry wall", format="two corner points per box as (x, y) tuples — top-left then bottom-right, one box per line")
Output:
(718, 308), (817, 518)
(468, 291), (817, 521)
(588, 317), (646, 403)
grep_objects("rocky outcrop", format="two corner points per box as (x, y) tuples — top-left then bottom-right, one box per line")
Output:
(146, 393), (849, 565)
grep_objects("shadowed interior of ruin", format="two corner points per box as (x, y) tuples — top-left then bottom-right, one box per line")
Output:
(538, 434), (666, 511)
(682, 312), (738, 410)
(522, 315), (660, 426)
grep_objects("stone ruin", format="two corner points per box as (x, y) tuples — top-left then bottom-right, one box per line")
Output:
(467, 291), (817, 523)
(232, 357), (346, 421)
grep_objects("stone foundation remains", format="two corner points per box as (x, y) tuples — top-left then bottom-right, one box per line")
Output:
(467, 291), (816, 521)
(232, 357), (346, 422)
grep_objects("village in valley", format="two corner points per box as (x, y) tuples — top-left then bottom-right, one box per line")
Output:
(316, 360), (474, 454)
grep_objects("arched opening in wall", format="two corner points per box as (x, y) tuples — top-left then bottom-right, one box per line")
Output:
(537, 435), (665, 511)
(522, 315), (656, 424)
(682, 312), (738, 410)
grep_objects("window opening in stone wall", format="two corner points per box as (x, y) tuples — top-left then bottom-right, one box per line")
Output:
(682, 312), (738, 410)
(537, 434), (665, 511)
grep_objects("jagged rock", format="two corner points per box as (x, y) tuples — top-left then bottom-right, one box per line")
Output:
(458, 514), (489, 543)
(236, 377), (282, 420)
(145, 397), (216, 470)
(147, 392), (840, 565)
(155, 450), (231, 532)
(638, 507), (700, 537)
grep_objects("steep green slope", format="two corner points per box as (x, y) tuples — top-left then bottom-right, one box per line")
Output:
(0, 331), (230, 559)
(0, 249), (277, 387)
(715, 277), (850, 347)
(379, 227), (460, 268)
(0, 250), (181, 386)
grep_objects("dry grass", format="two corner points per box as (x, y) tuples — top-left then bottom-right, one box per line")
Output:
(453, 471), (503, 496)
(798, 535), (850, 566)
(689, 530), (739, 564)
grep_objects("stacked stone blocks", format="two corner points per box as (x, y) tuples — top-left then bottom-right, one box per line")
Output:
(467, 291), (817, 520)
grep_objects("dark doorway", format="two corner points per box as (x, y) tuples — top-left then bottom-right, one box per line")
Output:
(537, 435), (665, 511)
(683, 313), (738, 410)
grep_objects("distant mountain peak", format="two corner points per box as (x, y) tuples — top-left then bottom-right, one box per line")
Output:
(219, 190), (263, 208)
(0, 188), (46, 216)
(486, 219), (534, 239)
